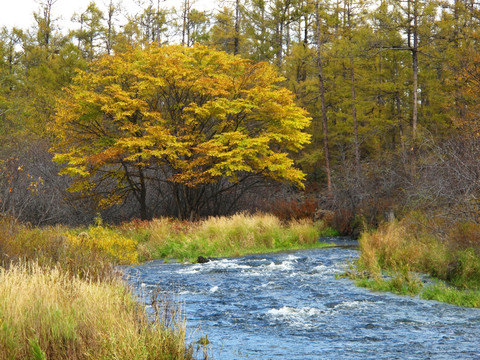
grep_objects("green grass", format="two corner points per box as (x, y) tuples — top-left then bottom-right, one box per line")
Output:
(349, 215), (480, 307)
(318, 226), (340, 237)
(355, 269), (423, 297)
(121, 213), (330, 262)
(421, 282), (480, 308)
(354, 274), (480, 307)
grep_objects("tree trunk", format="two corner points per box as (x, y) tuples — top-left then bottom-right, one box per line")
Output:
(234, 0), (240, 55)
(346, 0), (360, 178)
(396, 91), (407, 166)
(182, 0), (190, 46)
(106, 3), (113, 55)
(315, 1), (332, 195)
(411, 0), (419, 176)
(139, 167), (148, 220)
(412, 1), (418, 141)
(350, 56), (361, 178)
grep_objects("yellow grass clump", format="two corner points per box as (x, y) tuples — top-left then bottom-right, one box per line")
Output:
(358, 219), (450, 276)
(354, 214), (480, 307)
(67, 225), (138, 265)
(0, 262), (192, 360)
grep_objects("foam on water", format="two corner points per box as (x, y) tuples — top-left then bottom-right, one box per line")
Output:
(208, 259), (251, 270)
(265, 261), (294, 271)
(124, 245), (480, 360)
(238, 259), (297, 277)
(332, 300), (374, 310)
(177, 265), (202, 274)
(267, 306), (325, 328)
(267, 306), (323, 317)
(178, 259), (251, 274)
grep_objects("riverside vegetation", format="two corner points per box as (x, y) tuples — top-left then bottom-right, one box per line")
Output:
(348, 213), (480, 308)
(0, 213), (329, 359)
(3, 0), (480, 356)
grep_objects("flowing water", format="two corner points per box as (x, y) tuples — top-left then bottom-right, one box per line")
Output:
(124, 240), (480, 359)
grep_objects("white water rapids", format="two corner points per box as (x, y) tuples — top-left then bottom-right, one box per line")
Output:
(124, 244), (480, 359)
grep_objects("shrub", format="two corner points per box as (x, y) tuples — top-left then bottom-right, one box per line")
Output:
(264, 197), (318, 221)
(447, 222), (480, 255)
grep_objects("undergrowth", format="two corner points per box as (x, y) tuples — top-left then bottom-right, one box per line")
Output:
(0, 217), (116, 280)
(67, 224), (138, 265)
(0, 262), (193, 360)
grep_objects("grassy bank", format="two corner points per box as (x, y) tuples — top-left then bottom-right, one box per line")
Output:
(0, 217), (196, 360)
(350, 214), (480, 307)
(0, 213), (328, 359)
(120, 213), (331, 262)
(0, 263), (192, 360)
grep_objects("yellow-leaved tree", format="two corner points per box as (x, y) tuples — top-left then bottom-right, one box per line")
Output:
(51, 44), (311, 220)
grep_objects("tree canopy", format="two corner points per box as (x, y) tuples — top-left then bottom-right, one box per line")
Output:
(50, 44), (311, 220)
(3, 0), (480, 225)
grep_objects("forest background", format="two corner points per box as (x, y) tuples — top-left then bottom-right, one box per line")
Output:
(1, 0), (480, 236)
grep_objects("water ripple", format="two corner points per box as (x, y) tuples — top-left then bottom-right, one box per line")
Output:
(124, 245), (480, 359)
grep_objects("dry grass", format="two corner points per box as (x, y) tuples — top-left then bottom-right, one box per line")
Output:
(358, 220), (444, 275)
(129, 212), (327, 261)
(0, 217), (200, 359)
(0, 262), (193, 360)
(0, 217), (117, 280)
(355, 214), (480, 306)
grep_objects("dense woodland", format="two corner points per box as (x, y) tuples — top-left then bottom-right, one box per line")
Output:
(1, 0), (480, 232)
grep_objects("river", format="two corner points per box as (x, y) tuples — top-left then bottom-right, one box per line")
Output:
(123, 240), (480, 359)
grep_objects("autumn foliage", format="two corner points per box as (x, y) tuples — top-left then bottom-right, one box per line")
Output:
(3, 0), (480, 227)
(51, 44), (311, 220)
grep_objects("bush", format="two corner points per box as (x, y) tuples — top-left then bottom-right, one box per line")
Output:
(264, 197), (318, 221)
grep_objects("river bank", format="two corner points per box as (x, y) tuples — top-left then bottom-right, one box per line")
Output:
(0, 217), (196, 360)
(0, 213), (329, 359)
(4, 209), (479, 359)
(125, 246), (480, 359)
(119, 213), (334, 262)
(349, 214), (480, 308)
